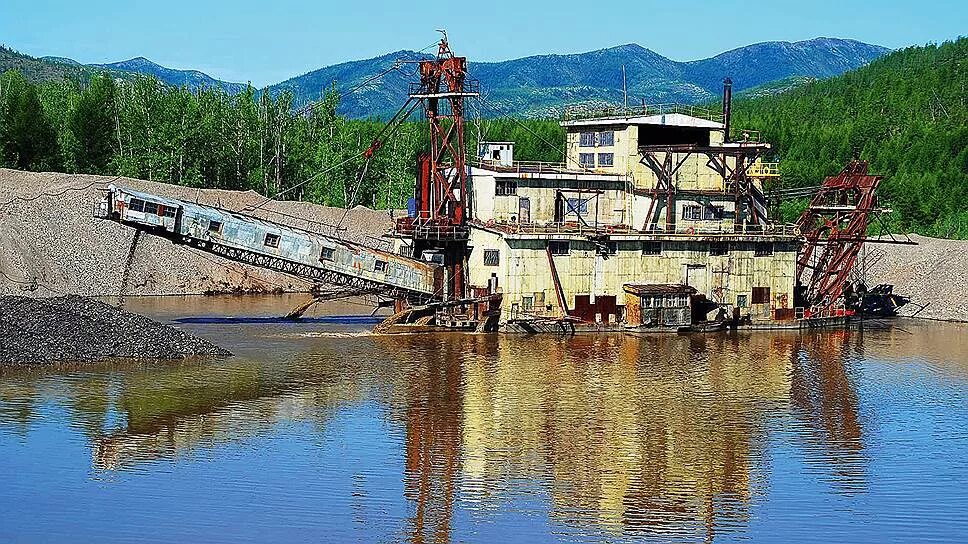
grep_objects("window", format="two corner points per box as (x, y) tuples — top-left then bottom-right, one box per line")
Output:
(752, 287), (770, 304)
(399, 245), (414, 258)
(565, 198), (588, 214)
(683, 205), (703, 221)
(143, 202), (159, 215)
(129, 198), (145, 212)
(549, 241), (570, 255)
(598, 131), (614, 146)
(522, 296), (534, 312)
(483, 249), (500, 266)
(579, 132), (596, 147)
(704, 206), (724, 220)
(755, 243), (774, 257)
(374, 260), (388, 273)
(642, 241), (662, 255)
(709, 242), (728, 256)
(597, 153), (614, 167)
(163, 206), (177, 218)
(496, 179), (517, 196)
(321, 247), (336, 261)
(578, 153), (595, 167)
(737, 294), (749, 308)
(208, 220), (222, 233)
(264, 233), (280, 248)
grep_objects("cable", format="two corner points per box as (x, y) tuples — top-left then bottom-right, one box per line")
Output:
(0, 178), (117, 209)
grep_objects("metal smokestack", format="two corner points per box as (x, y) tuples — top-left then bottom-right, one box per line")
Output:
(722, 77), (733, 143)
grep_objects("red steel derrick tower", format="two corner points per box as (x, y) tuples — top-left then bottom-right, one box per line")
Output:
(397, 33), (479, 301)
(795, 160), (883, 311)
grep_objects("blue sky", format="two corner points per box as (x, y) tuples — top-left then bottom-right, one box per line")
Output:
(2, 0), (965, 86)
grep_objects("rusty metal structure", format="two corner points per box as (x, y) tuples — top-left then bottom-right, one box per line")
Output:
(795, 160), (884, 311)
(395, 34), (479, 301)
(637, 79), (769, 233)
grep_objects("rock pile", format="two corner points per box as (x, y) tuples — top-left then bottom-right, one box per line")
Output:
(864, 234), (968, 322)
(0, 295), (230, 364)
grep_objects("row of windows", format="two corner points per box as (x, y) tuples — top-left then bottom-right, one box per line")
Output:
(545, 241), (774, 256)
(579, 131), (615, 147)
(682, 205), (725, 221)
(129, 198), (176, 218)
(496, 179), (517, 196)
(578, 153), (614, 168)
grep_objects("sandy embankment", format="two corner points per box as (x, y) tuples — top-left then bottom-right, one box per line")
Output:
(862, 234), (968, 322)
(0, 169), (392, 297)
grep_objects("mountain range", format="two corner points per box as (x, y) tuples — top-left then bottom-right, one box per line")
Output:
(3, 37), (889, 118)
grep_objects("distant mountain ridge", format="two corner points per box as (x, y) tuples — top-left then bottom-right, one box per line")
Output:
(92, 57), (248, 95)
(269, 38), (889, 118)
(3, 37), (889, 118)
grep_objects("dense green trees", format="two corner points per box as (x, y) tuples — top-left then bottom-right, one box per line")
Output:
(733, 38), (967, 238)
(0, 69), (562, 211)
(0, 71), (59, 170)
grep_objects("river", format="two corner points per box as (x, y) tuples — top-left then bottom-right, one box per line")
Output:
(1, 295), (966, 543)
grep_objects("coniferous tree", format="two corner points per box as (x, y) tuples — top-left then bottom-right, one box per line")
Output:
(0, 70), (59, 170)
(68, 74), (118, 174)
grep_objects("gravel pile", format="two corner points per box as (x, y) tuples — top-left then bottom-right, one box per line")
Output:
(0, 169), (393, 297)
(0, 295), (230, 363)
(863, 234), (968, 322)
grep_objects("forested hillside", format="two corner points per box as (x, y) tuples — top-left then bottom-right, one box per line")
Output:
(733, 38), (968, 238)
(0, 69), (563, 211)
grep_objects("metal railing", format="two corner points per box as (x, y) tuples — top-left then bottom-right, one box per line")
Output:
(409, 79), (481, 96)
(485, 220), (800, 238)
(748, 161), (780, 178)
(562, 102), (725, 123)
(471, 159), (631, 179)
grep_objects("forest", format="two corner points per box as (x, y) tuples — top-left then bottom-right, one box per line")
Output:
(0, 38), (964, 237)
(0, 69), (562, 211)
(731, 38), (967, 238)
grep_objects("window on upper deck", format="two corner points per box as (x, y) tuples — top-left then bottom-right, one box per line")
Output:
(549, 241), (570, 255)
(682, 205), (703, 221)
(754, 243), (774, 257)
(578, 153), (595, 168)
(597, 153), (614, 167)
(128, 198), (145, 212)
(208, 220), (222, 233)
(566, 198), (588, 214)
(483, 250), (500, 266)
(579, 132), (596, 147)
(264, 233), (280, 248)
(496, 179), (517, 196)
(598, 131), (614, 146)
(704, 206), (725, 220)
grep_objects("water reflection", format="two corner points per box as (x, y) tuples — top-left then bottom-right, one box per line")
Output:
(6, 317), (955, 542)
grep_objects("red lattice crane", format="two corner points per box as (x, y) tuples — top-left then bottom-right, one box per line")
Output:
(396, 33), (480, 300)
(795, 160), (883, 311)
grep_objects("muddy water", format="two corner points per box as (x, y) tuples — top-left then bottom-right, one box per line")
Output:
(1, 295), (966, 543)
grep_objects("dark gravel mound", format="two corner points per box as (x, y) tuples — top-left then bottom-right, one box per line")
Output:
(0, 295), (230, 363)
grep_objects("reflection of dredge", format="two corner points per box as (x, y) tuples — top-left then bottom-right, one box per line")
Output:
(59, 331), (867, 540)
(96, 36), (911, 333)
